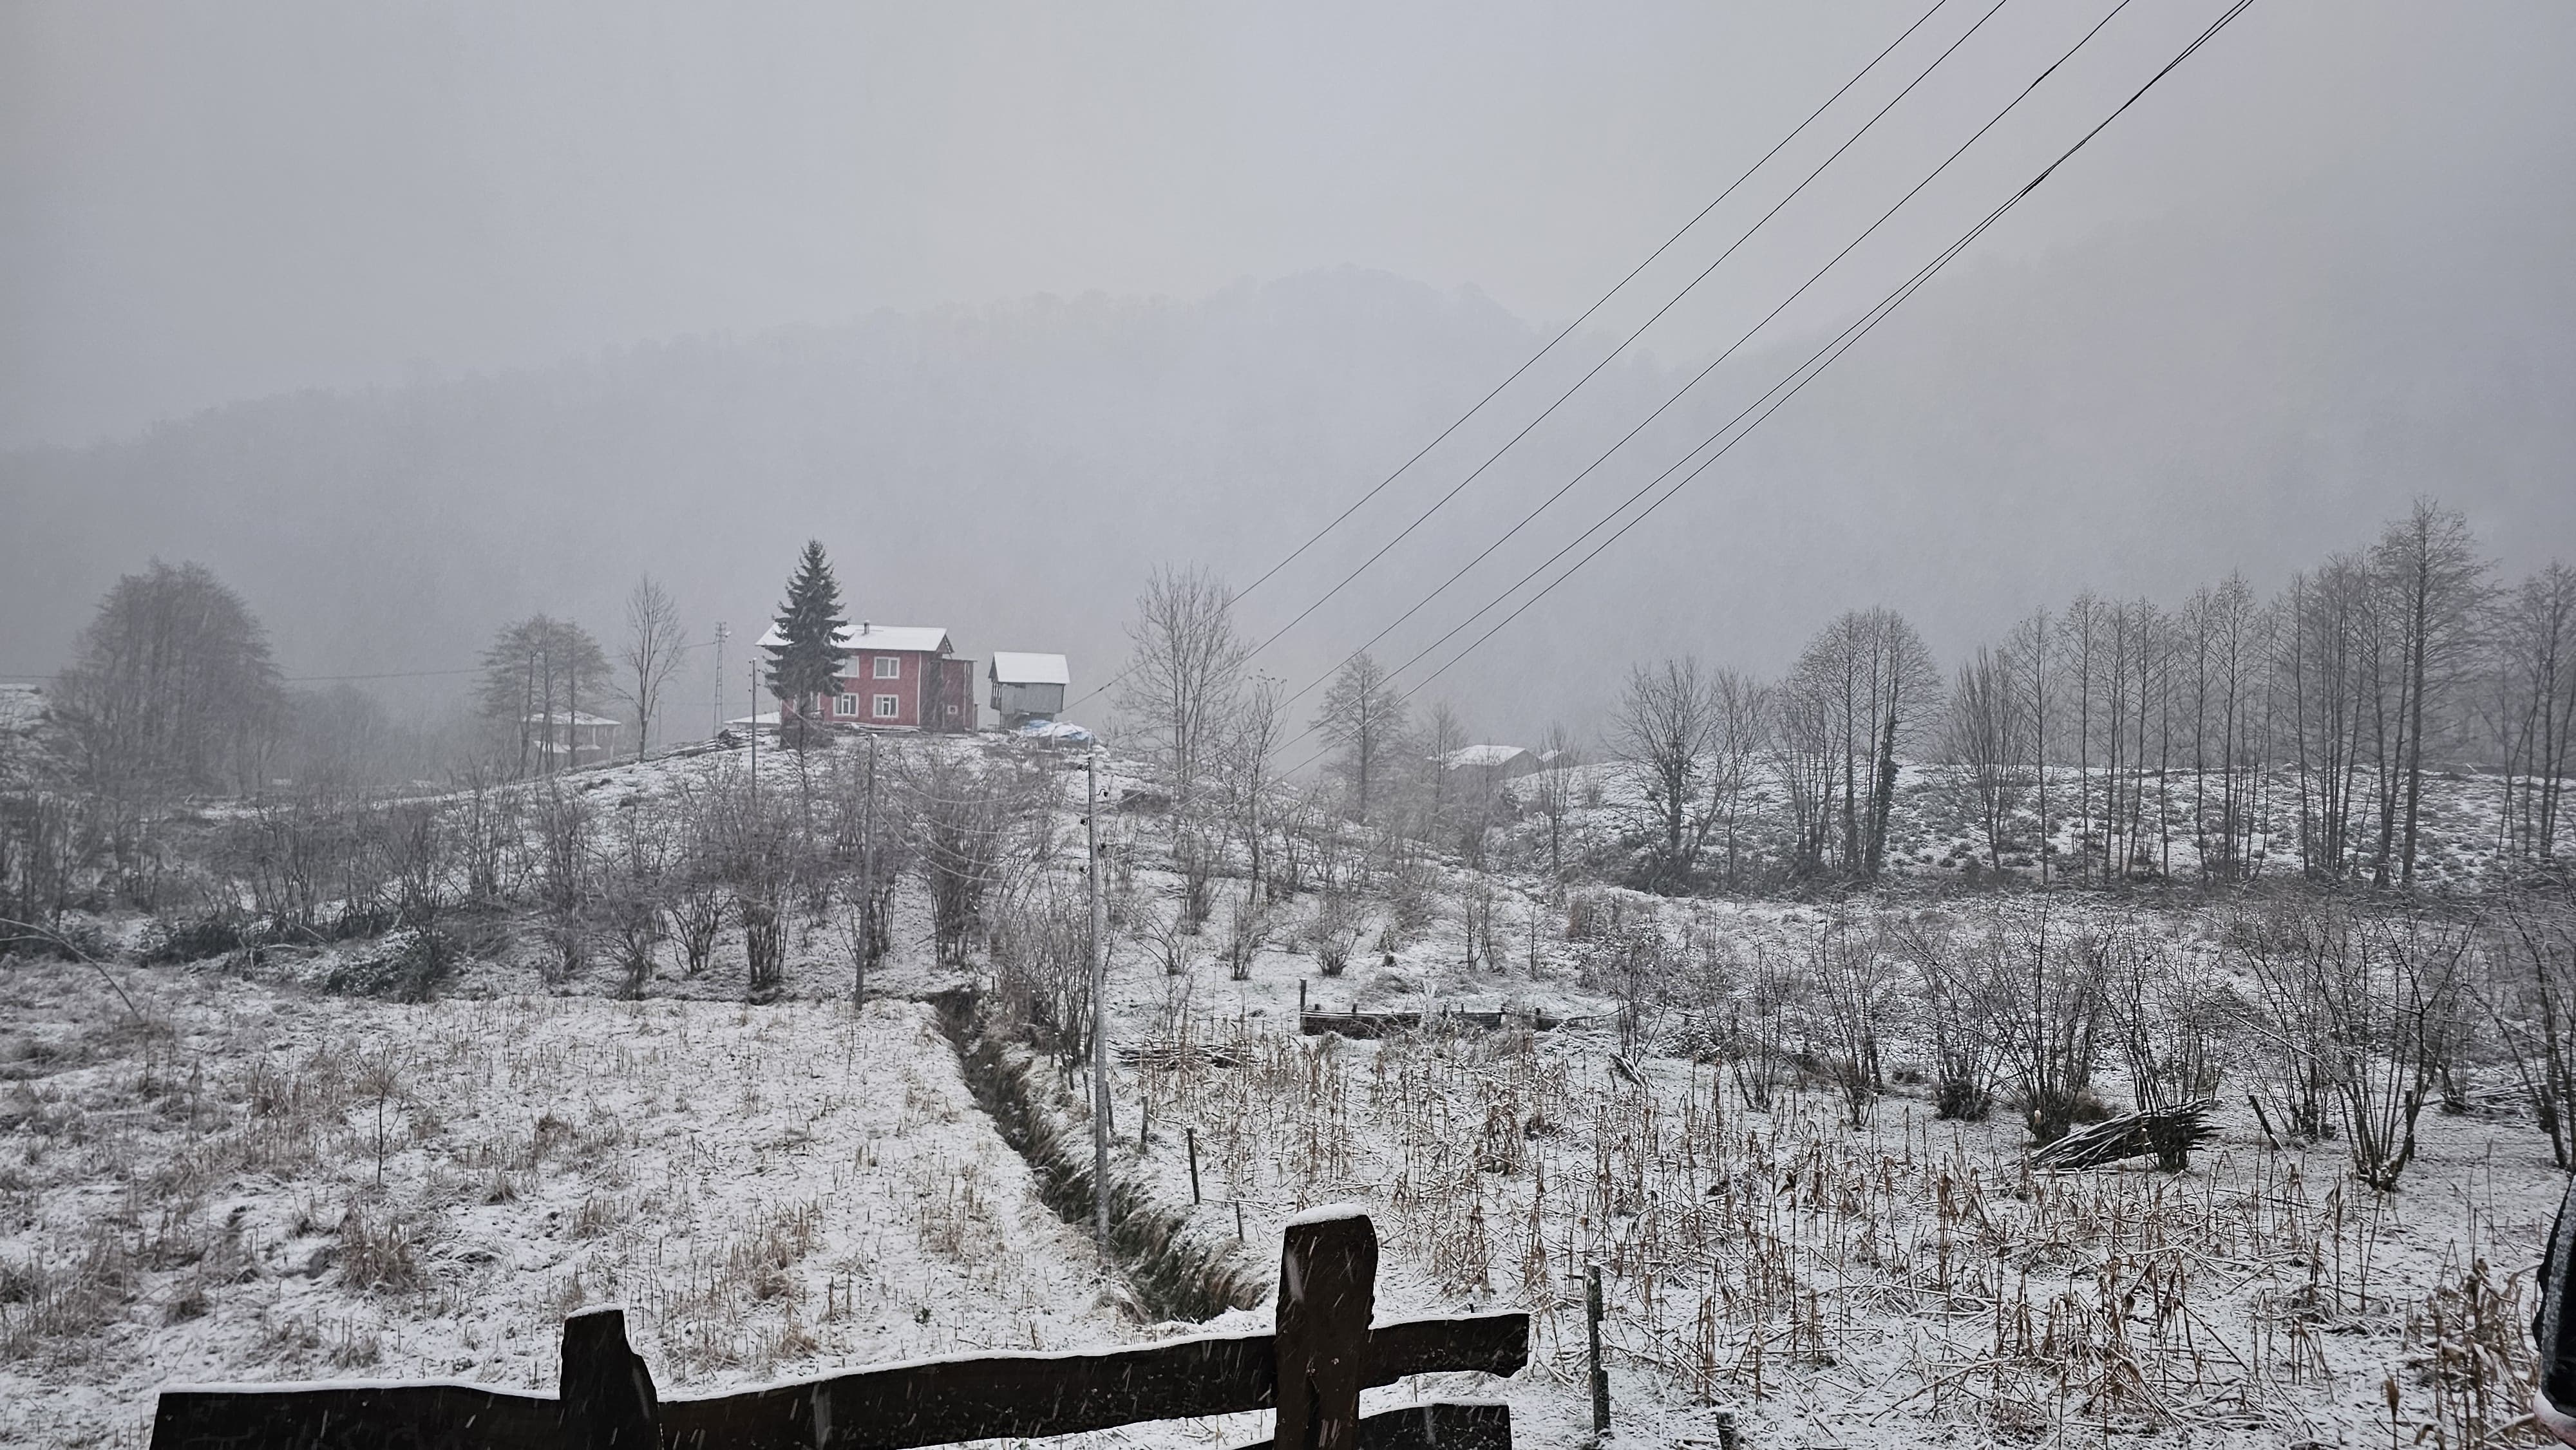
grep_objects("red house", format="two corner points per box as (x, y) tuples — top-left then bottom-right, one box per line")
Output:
(756, 621), (976, 732)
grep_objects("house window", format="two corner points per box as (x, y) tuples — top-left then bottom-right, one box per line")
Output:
(873, 655), (901, 679)
(873, 694), (900, 719)
(837, 693), (858, 717)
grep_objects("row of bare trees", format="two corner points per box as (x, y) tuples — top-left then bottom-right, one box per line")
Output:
(1564, 500), (2569, 895)
(1943, 500), (2570, 883)
(474, 574), (691, 777)
(1113, 567), (1519, 932)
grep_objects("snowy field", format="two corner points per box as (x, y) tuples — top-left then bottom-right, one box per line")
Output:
(1, 740), (2564, 1448)
(0, 963), (1146, 1447)
(1083, 896), (2564, 1449)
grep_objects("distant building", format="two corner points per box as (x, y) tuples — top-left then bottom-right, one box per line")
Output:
(754, 621), (976, 733)
(1439, 744), (1541, 780)
(989, 652), (1070, 728)
(526, 710), (622, 767)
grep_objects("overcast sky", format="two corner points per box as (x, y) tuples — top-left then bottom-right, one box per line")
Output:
(8, 1), (2570, 451)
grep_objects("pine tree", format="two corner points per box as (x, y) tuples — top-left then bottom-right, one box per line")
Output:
(765, 540), (849, 749)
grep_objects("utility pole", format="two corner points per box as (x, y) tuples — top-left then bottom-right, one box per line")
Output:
(858, 728), (878, 1001)
(748, 656), (761, 814)
(1088, 749), (1110, 1263)
(712, 621), (729, 740)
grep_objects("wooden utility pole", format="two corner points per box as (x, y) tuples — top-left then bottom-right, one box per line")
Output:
(748, 657), (761, 814)
(1088, 750), (1110, 1262)
(858, 728), (878, 1002)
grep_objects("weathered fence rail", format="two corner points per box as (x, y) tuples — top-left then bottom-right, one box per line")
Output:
(151, 1209), (1522, 1450)
(1299, 1006), (1562, 1039)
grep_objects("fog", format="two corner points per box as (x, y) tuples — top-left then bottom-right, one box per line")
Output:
(5, 0), (2573, 743)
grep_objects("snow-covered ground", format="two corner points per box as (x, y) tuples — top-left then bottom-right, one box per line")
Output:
(1, 737), (2563, 1449)
(1081, 886), (2563, 1449)
(0, 963), (1142, 1447)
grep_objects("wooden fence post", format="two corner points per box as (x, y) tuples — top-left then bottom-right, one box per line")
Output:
(560, 1306), (659, 1450)
(1273, 1209), (1376, 1450)
(1188, 1126), (1202, 1203)
(1586, 1263), (1609, 1438)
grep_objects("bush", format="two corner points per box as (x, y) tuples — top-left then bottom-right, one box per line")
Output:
(1934, 1077), (1992, 1122)
(144, 914), (248, 965)
(321, 928), (454, 1003)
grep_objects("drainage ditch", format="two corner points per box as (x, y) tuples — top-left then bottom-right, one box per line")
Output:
(928, 988), (1264, 1324)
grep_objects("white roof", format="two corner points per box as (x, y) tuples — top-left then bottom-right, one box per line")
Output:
(756, 623), (951, 656)
(524, 710), (623, 726)
(1442, 744), (1533, 769)
(990, 652), (1070, 686)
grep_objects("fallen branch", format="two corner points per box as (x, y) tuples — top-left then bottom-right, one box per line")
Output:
(2031, 1098), (2219, 1172)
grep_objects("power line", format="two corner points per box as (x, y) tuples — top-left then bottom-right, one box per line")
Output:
(1064, 0), (1957, 713)
(1233, 0), (1954, 607)
(1272, 0), (2137, 736)
(1280, 0), (2258, 778)
(1274, 0), (2134, 721)
(1227, 0), (2020, 675)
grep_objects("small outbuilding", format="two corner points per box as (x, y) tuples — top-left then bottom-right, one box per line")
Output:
(989, 652), (1070, 728)
(1439, 744), (1541, 780)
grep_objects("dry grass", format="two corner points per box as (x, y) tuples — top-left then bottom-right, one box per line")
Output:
(1120, 1005), (2559, 1447)
(0, 962), (1126, 1445)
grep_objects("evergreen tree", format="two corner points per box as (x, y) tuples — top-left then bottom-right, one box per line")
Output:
(765, 540), (849, 749)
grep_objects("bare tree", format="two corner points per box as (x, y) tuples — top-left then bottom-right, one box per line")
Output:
(2237, 899), (2469, 1189)
(1313, 651), (1408, 826)
(1974, 896), (2110, 1145)
(902, 745), (1052, 966)
(2277, 558), (2380, 880)
(620, 574), (687, 760)
(1605, 658), (1728, 894)
(1786, 610), (1938, 881)
(1944, 645), (2026, 875)
(2007, 610), (2055, 884)
(1419, 701), (1471, 845)
(1801, 914), (1899, 1127)
(2488, 563), (2575, 865)
(1220, 674), (1290, 901)
(1309, 890), (1362, 977)
(2368, 500), (2487, 886)
(2481, 889), (2576, 1168)
(1888, 914), (2000, 1121)
(52, 561), (287, 898)
(1117, 565), (1247, 824)
(1531, 723), (1581, 895)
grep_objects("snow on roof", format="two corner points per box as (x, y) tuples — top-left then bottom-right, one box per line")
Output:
(523, 710), (623, 726)
(1441, 744), (1533, 769)
(755, 623), (951, 655)
(990, 652), (1070, 686)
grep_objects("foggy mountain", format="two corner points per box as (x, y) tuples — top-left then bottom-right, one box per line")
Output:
(5, 185), (2570, 746)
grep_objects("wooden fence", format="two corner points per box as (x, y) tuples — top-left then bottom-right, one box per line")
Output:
(150, 1209), (1523, 1450)
(1298, 1006), (1563, 1039)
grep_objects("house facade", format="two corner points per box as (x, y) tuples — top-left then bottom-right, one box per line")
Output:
(756, 621), (976, 732)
